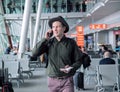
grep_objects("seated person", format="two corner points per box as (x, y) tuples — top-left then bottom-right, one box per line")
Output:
(11, 46), (18, 55)
(99, 51), (115, 64)
(5, 45), (11, 54)
(98, 45), (108, 57)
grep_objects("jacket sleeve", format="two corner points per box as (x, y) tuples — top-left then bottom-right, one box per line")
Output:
(32, 38), (48, 57)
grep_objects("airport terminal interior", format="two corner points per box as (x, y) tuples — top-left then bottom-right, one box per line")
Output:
(0, 0), (120, 92)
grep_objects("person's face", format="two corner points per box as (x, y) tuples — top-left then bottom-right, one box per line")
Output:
(101, 46), (105, 51)
(52, 21), (66, 37)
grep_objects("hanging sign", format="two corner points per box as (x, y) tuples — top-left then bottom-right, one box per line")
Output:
(89, 24), (107, 30)
(76, 26), (84, 47)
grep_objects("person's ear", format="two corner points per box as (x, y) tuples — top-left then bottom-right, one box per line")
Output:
(63, 26), (66, 32)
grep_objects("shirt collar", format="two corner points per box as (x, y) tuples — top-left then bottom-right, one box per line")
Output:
(53, 35), (66, 42)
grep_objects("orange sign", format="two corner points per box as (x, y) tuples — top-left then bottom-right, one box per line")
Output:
(76, 26), (84, 47)
(89, 24), (107, 30)
(76, 26), (84, 34)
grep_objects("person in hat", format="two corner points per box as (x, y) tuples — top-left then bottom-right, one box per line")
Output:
(32, 16), (83, 92)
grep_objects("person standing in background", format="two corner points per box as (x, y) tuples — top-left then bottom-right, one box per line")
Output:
(67, 0), (73, 12)
(11, 1), (16, 13)
(46, 1), (51, 13)
(32, 2), (36, 13)
(61, 0), (66, 12)
(53, 2), (58, 12)
(82, 0), (86, 12)
(75, 1), (80, 12)
(7, 1), (12, 14)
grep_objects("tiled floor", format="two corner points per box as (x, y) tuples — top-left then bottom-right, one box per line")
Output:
(13, 68), (96, 92)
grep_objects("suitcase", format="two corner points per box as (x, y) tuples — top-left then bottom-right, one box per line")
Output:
(2, 82), (14, 92)
(2, 84), (9, 92)
(74, 72), (84, 90)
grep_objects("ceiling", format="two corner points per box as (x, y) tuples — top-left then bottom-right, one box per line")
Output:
(4, 0), (120, 35)
(79, 0), (120, 27)
(66, 0), (120, 34)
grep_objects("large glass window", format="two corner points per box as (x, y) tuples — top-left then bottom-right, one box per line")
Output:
(2, 0), (101, 14)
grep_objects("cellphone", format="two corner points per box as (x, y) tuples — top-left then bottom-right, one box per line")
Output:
(48, 31), (53, 37)
(60, 67), (73, 72)
(60, 68), (66, 71)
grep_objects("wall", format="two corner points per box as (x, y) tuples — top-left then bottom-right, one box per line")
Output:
(84, 10), (120, 34)
(84, 10), (120, 51)
(108, 31), (115, 50)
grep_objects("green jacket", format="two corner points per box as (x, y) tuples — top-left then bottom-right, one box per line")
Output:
(32, 36), (83, 77)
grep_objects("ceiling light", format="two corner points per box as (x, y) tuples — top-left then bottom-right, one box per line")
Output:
(100, 2), (105, 6)
(104, 0), (109, 3)
(86, 13), (91, 17)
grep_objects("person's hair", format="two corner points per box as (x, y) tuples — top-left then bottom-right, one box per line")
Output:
(101, 45), (108, 51)
(104, 51), (111, 58)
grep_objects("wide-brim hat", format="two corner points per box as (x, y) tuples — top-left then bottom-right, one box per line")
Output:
(48, 16), (69, 33)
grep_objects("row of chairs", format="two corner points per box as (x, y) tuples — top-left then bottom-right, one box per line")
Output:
(84, 58), (120, 92)
(1, 52), (45, 69)
(95, 64), (120, 92)
(84, 58), (102, 85)
(0, 54), (35, 88)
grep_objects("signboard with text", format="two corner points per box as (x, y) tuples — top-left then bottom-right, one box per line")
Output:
(76, 26), (84, 47)
(89, 24), (107, 30)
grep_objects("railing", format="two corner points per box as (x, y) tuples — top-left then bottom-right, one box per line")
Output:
(1, 0), (103, 14)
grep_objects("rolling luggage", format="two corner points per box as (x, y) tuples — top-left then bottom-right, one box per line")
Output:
(74, 72), (84, 90)
(2, 82), (14, 92)
(0, 61), (14, 92)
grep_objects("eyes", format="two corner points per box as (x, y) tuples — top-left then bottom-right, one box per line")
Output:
(52, 21), (63, 29)
(52, 21), (66, 32)
(52, 25), (63, 29)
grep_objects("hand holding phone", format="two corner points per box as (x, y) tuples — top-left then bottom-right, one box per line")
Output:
(48, 31), (53, 37)
(45, 29), (53, 39)
(60, 67), (73, 73)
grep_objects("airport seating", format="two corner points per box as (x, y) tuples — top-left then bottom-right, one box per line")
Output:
(18, 58), (33, 78)
(95, 65), (118, 92)
(0, 60), (4, 69)
(116, 64), (120, 92)
(4, 61), (23, 87)
(1, 54), (18, 61)
(85, 58), (101, 85)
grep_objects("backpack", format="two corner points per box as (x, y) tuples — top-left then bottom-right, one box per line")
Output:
(82, 53), (91, 69)
(29, 56), (37, 61)
(40, 53), (48, 63)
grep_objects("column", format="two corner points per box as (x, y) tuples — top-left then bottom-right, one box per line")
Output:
(94, 32), (98, 51)
(29, 17), (33, 50)
(33, 0), (43, 48)
(18, 0), (32, 58)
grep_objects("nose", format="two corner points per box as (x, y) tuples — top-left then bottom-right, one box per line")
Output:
(54, 27), (57, 31)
